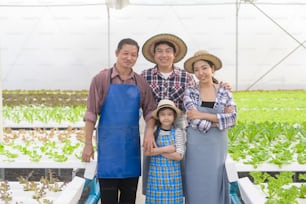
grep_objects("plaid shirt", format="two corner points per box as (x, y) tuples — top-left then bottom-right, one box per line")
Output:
(141, 65), (196, 111)
(183, 82), (237, 132)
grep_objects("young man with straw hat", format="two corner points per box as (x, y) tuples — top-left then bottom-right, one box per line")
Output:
(140, 34), (232, 197)
(141, 33), (196, 195)
(141, 34), (224, 149)
(141, 33), (196, 134)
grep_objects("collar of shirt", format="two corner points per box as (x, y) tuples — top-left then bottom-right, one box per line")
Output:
(152, 65), (181, 78)
(112, 65), (135, 81)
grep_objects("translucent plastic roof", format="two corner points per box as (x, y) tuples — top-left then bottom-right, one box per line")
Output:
(0, 0), (305, 90)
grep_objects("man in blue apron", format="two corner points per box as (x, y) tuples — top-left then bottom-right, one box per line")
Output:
(82, 38), (156, 204)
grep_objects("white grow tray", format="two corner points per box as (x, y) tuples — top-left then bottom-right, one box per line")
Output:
(238, 177), (306, 204)
(226, 156), (306, 172)
(0, 129), (91, 169)
(2, 176), (85, 204)
(225, 156), (306, 204)
(3, 121), (85, 129)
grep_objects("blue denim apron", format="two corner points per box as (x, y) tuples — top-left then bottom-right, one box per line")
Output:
(97, 81), (141, 178)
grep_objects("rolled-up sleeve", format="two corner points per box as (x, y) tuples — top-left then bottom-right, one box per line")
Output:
(84, 69), (109, 123)
(84, 77), (99, 123)
(175, 128), (186, 156)
(184, 87), (213, 133)
(136, 75), (157, 121)
(216, 90), (237, 130)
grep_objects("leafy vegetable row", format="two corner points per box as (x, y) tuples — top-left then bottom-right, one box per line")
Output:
(228, 122), (306, 167)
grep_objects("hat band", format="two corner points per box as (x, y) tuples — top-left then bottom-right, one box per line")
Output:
(158, 104), (173, 109)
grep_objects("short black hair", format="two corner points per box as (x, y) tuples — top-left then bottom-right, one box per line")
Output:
(117, 38), (140, 54)
(153, 41), (176, 53)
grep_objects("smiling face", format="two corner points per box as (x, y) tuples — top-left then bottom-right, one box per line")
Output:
(193, 60), (215, 84)
(153, 43), (176, 71)
(115, 44), (138, 71)
(158, 108), (176, 130)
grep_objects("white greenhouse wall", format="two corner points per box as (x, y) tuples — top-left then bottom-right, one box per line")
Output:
(0, 0), (305, 90)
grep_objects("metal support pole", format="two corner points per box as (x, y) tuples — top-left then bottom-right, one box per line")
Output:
(72, 168), (79, 178)
(0, 169), (4, 180)
(107, 6), (111, 67)
(235, 0), (240, 91)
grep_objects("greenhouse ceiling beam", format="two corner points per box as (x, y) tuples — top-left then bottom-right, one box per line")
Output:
(235, 0), (241, 91)
(246, 40), (306, 90)
(245, 2), (306, 90)
(250, 2), (305, 49)
(2, 1), (306, 7)
(105, 0), (130, 67)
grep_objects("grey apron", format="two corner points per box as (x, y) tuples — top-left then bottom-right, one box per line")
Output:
(183, 105), (230, 204)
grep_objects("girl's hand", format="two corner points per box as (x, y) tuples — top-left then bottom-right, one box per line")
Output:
(144, 145), (176, 156)
(166, 145), (176, 153)
(144, 149), (153, 156)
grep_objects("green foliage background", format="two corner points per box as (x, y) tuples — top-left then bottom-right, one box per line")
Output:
(233, 90), (306, 123)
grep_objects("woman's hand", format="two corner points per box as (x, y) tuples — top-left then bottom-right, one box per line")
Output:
(225, 106), (235, 113)
(221, 81), (232, 91)
(187, 107), (201, 120)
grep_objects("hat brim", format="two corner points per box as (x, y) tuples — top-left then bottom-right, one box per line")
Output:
(152, 104), (181, 119)
(142, 33), (187, 64)
(184, 54), (222, 73)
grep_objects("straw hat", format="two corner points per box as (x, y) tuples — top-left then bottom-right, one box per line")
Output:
(184, 50), (222, 73)
(142, 33), (187, 63)
(152, 99), (181, 119)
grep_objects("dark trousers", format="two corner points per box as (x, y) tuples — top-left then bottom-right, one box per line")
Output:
(98, 177), (139, 204)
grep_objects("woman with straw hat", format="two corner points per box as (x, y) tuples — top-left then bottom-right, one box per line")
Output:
(183, 50), (237, 204)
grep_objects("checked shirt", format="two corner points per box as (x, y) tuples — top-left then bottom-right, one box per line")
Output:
(141, 65), (196, 112)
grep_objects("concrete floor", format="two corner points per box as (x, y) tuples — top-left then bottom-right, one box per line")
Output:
(137, 118), (146, 203)
(136, 177), (146, 204)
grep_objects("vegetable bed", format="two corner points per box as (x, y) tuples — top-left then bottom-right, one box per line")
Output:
(0, 127), (86, 165)
(0, 175), (85, 204)
(1, 89), (305, 203)
(238, 172), (306, 204)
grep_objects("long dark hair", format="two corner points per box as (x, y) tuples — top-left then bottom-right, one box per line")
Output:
(192, 59), (219, 84)
(153, 107), (177, 138)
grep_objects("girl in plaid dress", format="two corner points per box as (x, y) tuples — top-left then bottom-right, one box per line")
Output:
(144, 99), (185, 204)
